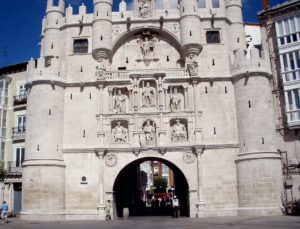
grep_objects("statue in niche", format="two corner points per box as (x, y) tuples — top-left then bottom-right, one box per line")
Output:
(139, 0), (151, 18)
(170, 88), (182, 111)
(137, 36), (156, 59)
(142, 82), (156, 107)
(171, 119), (187, 142)
(143, 119), (156, 145)
(112, 121), (128, 143)
(113, 89), (127, 114)
(186, 53), (199, 76)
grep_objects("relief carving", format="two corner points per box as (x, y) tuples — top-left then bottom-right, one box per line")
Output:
(186, 53), (199, 76)
(139, 0), (151, 18)
(112, 121), (128, 143)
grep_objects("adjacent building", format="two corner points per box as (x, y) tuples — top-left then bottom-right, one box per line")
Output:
(258, 0), (300, 212)
(0, 62), (27, 215)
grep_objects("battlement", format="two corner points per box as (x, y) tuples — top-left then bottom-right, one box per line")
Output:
(231, 48), (271, 76)
(46, 0), (65, 14)
(26, 57), (65, 84)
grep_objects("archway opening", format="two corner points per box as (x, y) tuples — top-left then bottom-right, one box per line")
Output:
(113, 157), (189, 217)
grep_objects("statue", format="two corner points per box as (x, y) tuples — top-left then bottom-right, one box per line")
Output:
(137, 36), (155, 59)
(170, 88), (182, 111)
(171, 119), (187, 142)
(112, 121), (128, 143)
(143, 119), (156, 145)
(186, 53), (199, 76)
(113, 89), (126, 113)
(139, 0), (151, 18)
(142, 82), (156, 107)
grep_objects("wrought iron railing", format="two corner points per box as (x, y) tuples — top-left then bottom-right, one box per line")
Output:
(13, 94), (27, 106)
(7, 161), (22, 173)
(12, 126), (26, 140)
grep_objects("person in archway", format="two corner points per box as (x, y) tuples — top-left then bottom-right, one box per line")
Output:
(172, 196), (180, 218)
(105, 200), (112, 221)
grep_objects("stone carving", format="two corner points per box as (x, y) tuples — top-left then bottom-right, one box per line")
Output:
(142, 82), (156, 107)
(186, 53), (199, 76)
(143, 119), (156, 146)
(170, 88), (182, 111)
(171, 119), (187, 142)
(139, 0), (151, 18)
(113, 89), (127, 114)
(183, 152), (195, 164)
(112, 121), (128, 143)
(137, 36), (156, 59)
(105, 153), (118, 167)
(95, 59), (106, 80)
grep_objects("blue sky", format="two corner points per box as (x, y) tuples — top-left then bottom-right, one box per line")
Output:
(0, 0), (287, 67)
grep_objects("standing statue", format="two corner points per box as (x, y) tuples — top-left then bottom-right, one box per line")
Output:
(143, 119), (156, 145)
(186, 53), (199, 76)
(137, 36), (155, 59)
(112, 121), (128, 143)
(139, 0), (151, 18)
(170, 88), (182, 111)
(113, 89), (126, 113)
(142, 82), (156, 107)
(171, 119), (187, 142)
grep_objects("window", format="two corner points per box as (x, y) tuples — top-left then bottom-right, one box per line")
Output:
(17, 115), (26, 132)
(73, 39), (88, 54)
(206, 31), (220, 43)
(212, 0), (220, 8)
(16, 147), (25, 168)
(198, 0), (206, 8)
(18, 84), (27, 97)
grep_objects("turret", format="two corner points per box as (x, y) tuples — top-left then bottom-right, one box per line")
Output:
(92, 0), (113, 61)
(178, 0), (202, 57)
(43, 0), (65, 58)
(225, 0), (247, 51)
(232, 48), (282, 216)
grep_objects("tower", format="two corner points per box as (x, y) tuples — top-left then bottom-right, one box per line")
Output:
(225, 0), (247, 51)
(92, 0), (113, 61)
(42, 0), (65, 58)
(233, 49), (282, 215)
(21, 0), (66, 219)
(178, 0), (202, 56)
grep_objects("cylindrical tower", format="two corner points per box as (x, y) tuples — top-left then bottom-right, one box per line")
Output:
(225, 0), (247, 51)
(233, 49), (282, 216)
(21, 0), (66, 219)
(178, 0), (202, 56)
(42, 0), (65, 58)
(92, 0), (113, 61)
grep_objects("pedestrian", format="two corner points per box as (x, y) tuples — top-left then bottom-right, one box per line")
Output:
(1, 201), (8, 223)
(105, 200), (112, 221)
(172, 196), (179, 218)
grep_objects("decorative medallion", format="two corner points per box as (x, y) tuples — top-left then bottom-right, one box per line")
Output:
(183, 152), (195, 164)
(105, 153), (118, 167)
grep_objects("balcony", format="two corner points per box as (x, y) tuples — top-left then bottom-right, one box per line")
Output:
(13, 94), (27, 106)
(12, 126), (26, 141)
(7, 161), (22, 174)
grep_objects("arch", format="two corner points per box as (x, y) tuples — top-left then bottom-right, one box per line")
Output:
(112, 156), (190, 217)
(111, 26), (182, 59)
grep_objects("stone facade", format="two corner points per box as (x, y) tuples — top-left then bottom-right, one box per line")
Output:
(21, 0), (283, 220)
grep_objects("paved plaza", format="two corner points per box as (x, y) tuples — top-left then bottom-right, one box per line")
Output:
(0, 216), (299, 229)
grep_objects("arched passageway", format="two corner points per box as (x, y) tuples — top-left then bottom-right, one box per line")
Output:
(113, 157), (189, 217)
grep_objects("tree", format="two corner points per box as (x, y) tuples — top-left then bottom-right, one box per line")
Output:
(153, 177), (167, 193)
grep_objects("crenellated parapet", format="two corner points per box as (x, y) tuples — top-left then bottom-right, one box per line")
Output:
(26, 58), (66, 86)
(231, 48), (271, 79)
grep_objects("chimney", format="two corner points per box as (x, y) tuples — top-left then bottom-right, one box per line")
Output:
(262, 0), (268, 9)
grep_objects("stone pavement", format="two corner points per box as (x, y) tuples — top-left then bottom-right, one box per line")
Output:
(0, 216), (299, 229)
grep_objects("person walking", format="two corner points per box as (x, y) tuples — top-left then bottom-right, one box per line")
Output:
(172, 196), (180, 218)
(1, 201), (8, 223)
(105, 200), (112, 221)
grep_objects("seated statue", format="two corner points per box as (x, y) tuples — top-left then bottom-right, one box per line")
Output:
(112, 121), (128, 143)
(171, 120), (187, 142)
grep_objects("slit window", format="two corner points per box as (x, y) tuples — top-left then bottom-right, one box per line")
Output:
(73, 39), (88, 54)
(206, 31), (220, 44)
(212, 0), (220, 8)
